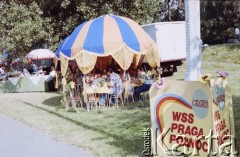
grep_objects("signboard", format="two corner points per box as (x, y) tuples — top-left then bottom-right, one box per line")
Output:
(149, 79), (236, 156)
(210, 77), (235, 156)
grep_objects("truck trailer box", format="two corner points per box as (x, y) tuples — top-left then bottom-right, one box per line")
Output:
(142, 21), (186, 75)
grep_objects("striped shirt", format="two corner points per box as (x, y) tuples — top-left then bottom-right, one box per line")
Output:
(110, 72), (123, 95)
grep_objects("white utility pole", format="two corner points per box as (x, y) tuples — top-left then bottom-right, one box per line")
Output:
(185, 0), (202, 81)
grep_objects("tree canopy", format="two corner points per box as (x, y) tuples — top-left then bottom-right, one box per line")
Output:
(0, 0), (240, 57)
(0, 1), (53, 57)
(201, 0), (240, 44)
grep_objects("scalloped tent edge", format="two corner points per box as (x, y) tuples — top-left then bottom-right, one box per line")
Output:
(57, 44), (159, 76)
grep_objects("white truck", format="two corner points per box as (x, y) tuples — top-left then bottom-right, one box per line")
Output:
(142, 21), (186, 76)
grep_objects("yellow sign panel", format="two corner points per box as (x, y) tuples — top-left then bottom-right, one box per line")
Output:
(149, 79), (236, 156)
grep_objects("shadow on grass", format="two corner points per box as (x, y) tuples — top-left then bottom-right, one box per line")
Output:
(16, 99), (149, 156)
(41, 96), (65, 109)
(42, 96), (62, 107)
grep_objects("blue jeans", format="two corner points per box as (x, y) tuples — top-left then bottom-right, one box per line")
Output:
(134, 84), (151, 101)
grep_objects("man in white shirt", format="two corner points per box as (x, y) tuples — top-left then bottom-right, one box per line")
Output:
(235, 27), (240, 42)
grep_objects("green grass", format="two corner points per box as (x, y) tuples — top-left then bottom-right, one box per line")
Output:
(0, 44), (240, 156)
(202, 44), (240, 65)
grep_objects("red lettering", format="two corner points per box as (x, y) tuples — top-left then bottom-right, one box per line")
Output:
(171, 123), (178, 132)
(181, 113), (188, 123)
(185, 138), (195, 148)
(176, 136), (184, 145)
(214, 110), (220, 121)
(169, 134), (176, 143)
(188, 113), (194, 124)
(198, 128), (204, 136)
(192, 126), (198, 136)
(185, 125), (190, 135)
(202, 141), (208, 152)
(172, 112), (181, 121)
(178, 124), (185, 134)
(170, 123), (205, 136)
(173, 112), (195, 124)
(174, 137), (209, 152)
(196, 140), (202, 150)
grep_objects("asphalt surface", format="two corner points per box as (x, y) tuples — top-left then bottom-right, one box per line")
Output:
(0, 114), (93, 157)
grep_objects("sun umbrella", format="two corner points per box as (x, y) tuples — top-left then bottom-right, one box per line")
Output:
(27, 49), (55, 60)
(57, 14), (159, 75)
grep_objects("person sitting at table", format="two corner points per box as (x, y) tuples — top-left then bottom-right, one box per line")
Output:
(47, 66), (57, 91)
(20, 65), (30, 76)
(85, 73), (94, 86)
(37, 65), (44, 76)
(102, 70), (107, 78)
(31, 62), (38, 74)
(92, 71), (105, 87)
(49, 66), (56, 78)
(107, 67), (123, 104)
(0, 66), (6, 81)
(134, 68), (153, 102)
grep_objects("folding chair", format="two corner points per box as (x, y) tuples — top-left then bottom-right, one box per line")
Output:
(66, 84), (83, 112)
(123, 81), (134, 104)
(109, 93), (124, 108)
(87, 93), (99, 110)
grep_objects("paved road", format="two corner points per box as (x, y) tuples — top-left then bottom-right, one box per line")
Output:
(0, 114), (93, 157)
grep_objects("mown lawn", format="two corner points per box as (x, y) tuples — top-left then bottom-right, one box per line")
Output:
(0, 44), (239, 156)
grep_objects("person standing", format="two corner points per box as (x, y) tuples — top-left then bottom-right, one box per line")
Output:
(234, 26), (240, 42)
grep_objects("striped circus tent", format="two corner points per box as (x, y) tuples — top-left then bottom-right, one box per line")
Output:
(56, 14), (159, 75)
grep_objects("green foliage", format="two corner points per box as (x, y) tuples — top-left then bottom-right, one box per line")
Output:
(3, 0), (240, 57)
(160, 0), (185, 21)
(116, 0), (161, 24)
(201, 0), (240, 44)
(0, 1), (53, 57)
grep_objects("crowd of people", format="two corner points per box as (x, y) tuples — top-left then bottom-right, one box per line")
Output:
(82, 67), (157, 103)
(0, 60), (57, 91)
